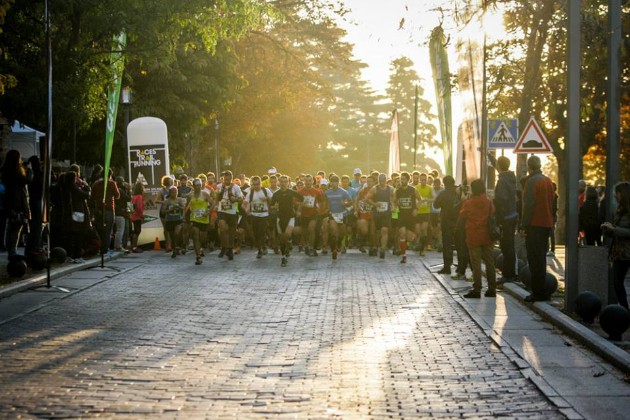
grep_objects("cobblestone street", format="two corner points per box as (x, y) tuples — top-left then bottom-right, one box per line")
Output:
(0, 251), (569, 418)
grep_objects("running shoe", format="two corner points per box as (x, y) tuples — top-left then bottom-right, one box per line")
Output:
(379, 249), (385, 259)
(359, 246), (367, 253)
(451, 273), (468, 280)
(171, 251), (177, 258)
(400, 255), (407, 264)
(281, 257), (287, 267)
(227, 248), (234, 260)
(256, 250), (263, 259)
(332, 249), (338, 260)
(218, 249), (225, 258)
(195, 257), (202, 265)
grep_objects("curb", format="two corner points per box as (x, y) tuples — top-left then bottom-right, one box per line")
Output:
(501, 281), (630, 373)
(0, 254), (123, 300)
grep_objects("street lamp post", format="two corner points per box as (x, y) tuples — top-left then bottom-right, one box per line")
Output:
(121, 86), (132, 181)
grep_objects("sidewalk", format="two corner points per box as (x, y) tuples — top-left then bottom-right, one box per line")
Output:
(421, 247), (630, 419)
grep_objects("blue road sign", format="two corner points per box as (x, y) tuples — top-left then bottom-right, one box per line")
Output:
(488, 118), (518, 149)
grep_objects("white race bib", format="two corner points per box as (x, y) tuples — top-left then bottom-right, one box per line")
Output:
(221, 199), (233, 211)
(331, 212), (344, 224)
(303, 195), (315, 208)
(376, 201), (389, 212)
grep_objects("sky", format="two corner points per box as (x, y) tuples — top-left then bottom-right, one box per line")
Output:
(336, 0), (446, 95)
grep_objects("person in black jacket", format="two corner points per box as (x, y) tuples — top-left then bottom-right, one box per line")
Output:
(1, 150), (33, 259)
(433, 175), (458, 274)
(61, 170), (92, 261)
(579, 186), (602, 246)
(489, 154), (518, 282)
(26, 155), (44, 254)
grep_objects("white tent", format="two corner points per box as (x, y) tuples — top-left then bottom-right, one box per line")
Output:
(6, 121), (43, 158)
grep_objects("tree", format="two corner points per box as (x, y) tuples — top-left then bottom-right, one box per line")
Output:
(386, 56), (438, 172)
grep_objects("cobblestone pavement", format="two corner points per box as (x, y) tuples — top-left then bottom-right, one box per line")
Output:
(0, 250), (565, 418)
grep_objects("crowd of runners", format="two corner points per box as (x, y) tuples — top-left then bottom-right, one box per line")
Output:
(156, 167), (450, 268)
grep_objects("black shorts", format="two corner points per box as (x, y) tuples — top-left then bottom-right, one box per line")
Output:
(374, 214), (391, 230)
(217, 212), (238, 228)
(398, 212), (415, 231)
(131, 220), (142, 236)
(190, 221), (208, 232)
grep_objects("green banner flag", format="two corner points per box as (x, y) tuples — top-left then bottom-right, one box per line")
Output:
(429, 26), (453, 176)
(103, 32), (126, 202)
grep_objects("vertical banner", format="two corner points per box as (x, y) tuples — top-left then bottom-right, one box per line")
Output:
(388, 109), (400, 176)
(103, 32), (127, 200)
(429, 26), (454, 176)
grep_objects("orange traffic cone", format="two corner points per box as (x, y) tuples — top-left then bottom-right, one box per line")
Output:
(154, 237), (161, 251)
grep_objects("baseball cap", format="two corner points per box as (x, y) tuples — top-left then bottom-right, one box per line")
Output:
(320, 178), (329, 186)
(353, 168), (362, 175)
(268, 167), (277, 174)
(193, 178), (202, 186)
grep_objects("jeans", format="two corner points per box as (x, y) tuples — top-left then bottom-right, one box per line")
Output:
(441, 224), (455, 270)
(468, 244), (497, 293)
(499, 217), (517, 278)
(525, 226), (551, 297)
(114, 216), (126, 249)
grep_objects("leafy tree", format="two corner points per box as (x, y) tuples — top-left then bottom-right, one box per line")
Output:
(386, 56), (438, 172)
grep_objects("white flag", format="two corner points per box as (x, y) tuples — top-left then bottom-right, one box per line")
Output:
(388, 109), (400, 177)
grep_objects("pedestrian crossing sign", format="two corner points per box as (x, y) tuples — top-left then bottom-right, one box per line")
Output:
(513, 117), (553, 154)
(488, 118), (518, 149)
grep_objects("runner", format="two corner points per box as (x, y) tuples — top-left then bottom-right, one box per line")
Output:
(270, 175), (304, 267)
(355, 174), (377, 255)
(430, 176), (444, 251)
(324, 175), (353, 260)
(366, 173), (395, 259)
(340, 174), (358, 252)
(395, 172), (420, 263)
(215, 170), (244, 260)
(242, 175), (273, 259)
(160, 186), (185, 258)
(156, 175), (174, 252)
(298, 174), (325, 257)
(184, 178), (213, 265)
(414, 172), (435, 256)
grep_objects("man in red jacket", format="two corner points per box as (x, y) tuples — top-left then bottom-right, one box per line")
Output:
(521, 155), (555, 302)
(459, 179), (497, 298)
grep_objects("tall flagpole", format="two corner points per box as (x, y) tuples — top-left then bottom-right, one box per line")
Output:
(44, 0), (53, 287)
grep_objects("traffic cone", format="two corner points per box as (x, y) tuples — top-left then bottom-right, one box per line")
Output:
(154, 237), (161, 251)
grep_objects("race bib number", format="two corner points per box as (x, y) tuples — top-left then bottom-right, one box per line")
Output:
(303, 195), (315, 208)
(221, 199), (233, 211)
(252, 202), (265, 213)
(359, 200), (373, 213)
(399, 197), (412, 210)
(331, 212), (345, 224)
(376, 201), (389, 212)
(193, 208), (208, 219)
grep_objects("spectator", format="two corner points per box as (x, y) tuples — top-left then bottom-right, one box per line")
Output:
(26, 155), (44, 255)
(61, 171), (91, 262)
(459, 179), (497, 298)
(113, 176), (130, 253)
(547, 182), (559, 256)
(433, 175), (458, 275)
(90, 168), (120, 255)
(489, 154), (518, 283)
(521, 155), (555, 302)
(452, 185), (471, 280)
(1, 150), (33, 259)
(579, 186), (602, 246)
(601, 181), (630, 309)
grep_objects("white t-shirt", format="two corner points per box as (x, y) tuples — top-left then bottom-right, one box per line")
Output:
(244, 188), (272, 217)
(216, 183), (243, 215)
